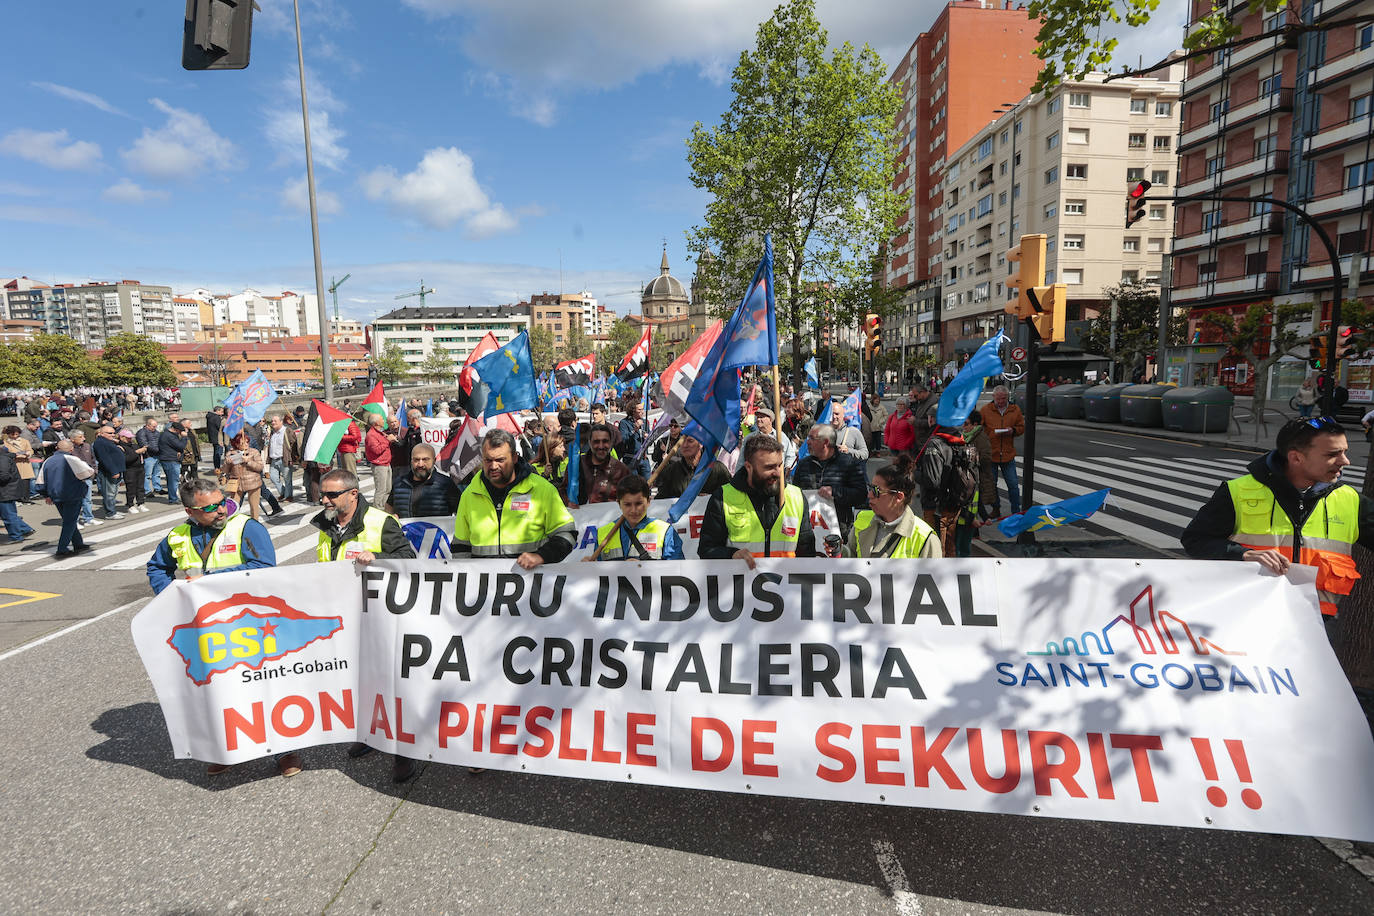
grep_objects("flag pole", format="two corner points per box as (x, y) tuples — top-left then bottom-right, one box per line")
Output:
(771, 363), (784, 506)
(588, 436), (683, 560)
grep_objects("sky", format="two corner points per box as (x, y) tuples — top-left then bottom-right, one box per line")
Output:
(0, 0), (1186, 324)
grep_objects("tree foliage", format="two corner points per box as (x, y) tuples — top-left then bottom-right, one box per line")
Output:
(1030, 0), (1374, 92)
(1077, 281), (1184, 380)
(417, 344), (455, 384)
(561, 326), (591, 362)
(528, 325), (557, 372)
(99, 332), (176, 387)
(0, 334), (104, 388)
(686, 0), (903, 389)
(1203, 301), (1308, 426)
(373, 342), (411, 386)
(600, 320), (646, 376)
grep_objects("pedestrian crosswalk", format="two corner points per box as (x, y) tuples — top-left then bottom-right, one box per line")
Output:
(0, 480), (378, 574)
(1007, 454), (1367, 551)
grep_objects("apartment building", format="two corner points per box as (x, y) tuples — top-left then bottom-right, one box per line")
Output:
(1172, 0), (1373, 396)
(939, 69), (1183, 360)
(530, 296), (584, 349)
(162, 339), (371, 386)
(370, 304), (530, 377)
(885, 1), (1042, 370)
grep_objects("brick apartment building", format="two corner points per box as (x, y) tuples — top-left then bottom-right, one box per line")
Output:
(160, 339), (372, 387)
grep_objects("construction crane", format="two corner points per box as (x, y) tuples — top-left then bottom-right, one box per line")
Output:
(328, 273), (350, 323)
(395, 280), (435, 308)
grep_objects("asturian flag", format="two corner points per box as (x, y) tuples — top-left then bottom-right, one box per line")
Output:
(803, 356), (819, 390)
(615, 326), (653, 381)
(470, 330), (538, 419)
(936, 334), (1007, 429)
(997, 489), (1111, 538)
(458, 331), (501, 418)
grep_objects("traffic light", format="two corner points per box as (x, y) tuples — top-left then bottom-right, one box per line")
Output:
(864, 313), (883, 357)
(1005, 234), (1047, 320)
(1125, 179), (1152, 228)
(1308, 334), (1327, 369)
(1027, 284), (1068, 343)
(1337, 325), (1357, 360)
(183, 0), (259, 70)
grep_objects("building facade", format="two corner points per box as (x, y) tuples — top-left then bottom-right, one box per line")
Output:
(161, 339), (371, 387)
(1171, 0), (1374, 397)
(370, 304), (531, 376)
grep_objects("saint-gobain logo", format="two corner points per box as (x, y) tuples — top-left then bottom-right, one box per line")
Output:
(167, 593), (343, 685)
(403, 521), (451, 559)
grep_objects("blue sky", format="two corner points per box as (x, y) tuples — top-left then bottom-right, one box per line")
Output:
(0, 0), (1184, 323)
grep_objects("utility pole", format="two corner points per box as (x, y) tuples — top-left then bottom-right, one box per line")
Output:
(292, 0), (332, 401)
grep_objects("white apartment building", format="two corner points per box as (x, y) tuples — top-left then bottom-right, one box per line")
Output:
(200, 288), (321, 338)
(371, 304), (531, 376)
(171, 297), (205, 343)
(937, 67), (1183, 357)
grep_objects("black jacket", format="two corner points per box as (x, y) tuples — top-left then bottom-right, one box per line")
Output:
(391, 469), (463, 519)
(698, 466), (817, 559)
(157, 429), (188, 462)
(1182, 451), (1374, 560)
(309, 495), (417, 560)
(92, 437), (126, 477)
(0, 450), (25, 503)
(655, 455), (730, 500)
(791, 450), (868, 528)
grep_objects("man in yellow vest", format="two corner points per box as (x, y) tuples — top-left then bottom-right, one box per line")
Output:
(452, 428), (577, 568)
(145, 477), (288, 777)
(310, 468), (415, 564)
(311, 468), (420, 780)
(699, 434), (816, 568)
(1183, 416), (1374, 649)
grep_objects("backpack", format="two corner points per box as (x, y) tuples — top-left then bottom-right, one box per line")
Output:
(919, 435), (979, 512)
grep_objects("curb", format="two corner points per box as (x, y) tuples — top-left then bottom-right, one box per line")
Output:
(1036, 417), (1272, 453)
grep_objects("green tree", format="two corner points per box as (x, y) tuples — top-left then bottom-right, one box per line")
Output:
(20, 334), (103, 388)
(528, 325), (558, 372)
(418, 344), (455, 384)
(1078, 281), (1185, 382)
(601, 320), (645, 376)
(1202, 301), (1309, 433)
(0, 343), (36, 388)
(99, 332), (176, 387)
(1030, 0), (1373, 92)
(373, 342), (411, 386)
(562, 326), (591, 362)
(652, 328), (686, 373)
(686, 0), (903, 390)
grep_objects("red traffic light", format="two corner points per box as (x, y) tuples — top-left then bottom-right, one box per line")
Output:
(1125, 179), (1153, 228)
(1129, 179), (1152, 200)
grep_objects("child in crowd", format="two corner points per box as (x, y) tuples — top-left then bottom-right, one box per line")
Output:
(589, 475), (683, 561)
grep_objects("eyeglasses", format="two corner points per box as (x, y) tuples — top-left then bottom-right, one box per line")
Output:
(194, 498), (228, 513)
(321, 488), (356, 499)
(867, 484), (898, 497)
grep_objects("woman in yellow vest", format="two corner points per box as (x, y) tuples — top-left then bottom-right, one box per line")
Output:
(534, 433), (571, 505)
(589, 475), (683, 561)
(846, 454), (942, 558)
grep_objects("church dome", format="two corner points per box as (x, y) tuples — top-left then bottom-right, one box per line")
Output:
(641, 248), (689, 319)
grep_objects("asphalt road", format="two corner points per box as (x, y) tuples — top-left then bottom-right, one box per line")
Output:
(2, 419), (1371, 913)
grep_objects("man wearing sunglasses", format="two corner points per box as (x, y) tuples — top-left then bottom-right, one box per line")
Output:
(146, 477), (277, 595)
(310, 468), (415, 566)
(1183, 416), (1374, 649)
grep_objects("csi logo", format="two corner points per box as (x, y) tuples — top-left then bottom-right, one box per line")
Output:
(167, 593), (344, 686)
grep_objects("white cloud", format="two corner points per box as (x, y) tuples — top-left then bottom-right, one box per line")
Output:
(101, 179), (170, 204)
(360, 147), (519, 237)
(0, 129), (102, 171)
(264, 71), (349, 171)
(121, 99), (239, 182)
(281, 176), (342, 215)
(31, 82), (127, 117)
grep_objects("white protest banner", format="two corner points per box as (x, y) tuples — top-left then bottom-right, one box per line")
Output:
(417, 417), (453, 450)
(397, 492), (842, 561)
(131, 558), (1374, 840)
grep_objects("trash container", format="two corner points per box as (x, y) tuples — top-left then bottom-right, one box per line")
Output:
(1014, 386), (1047, 416)
(1120, 384), (1172, 427)
(1163, 386), (1235, 433)
(1083, 383), (1133, 423)
(1046, 384), (1088, 419)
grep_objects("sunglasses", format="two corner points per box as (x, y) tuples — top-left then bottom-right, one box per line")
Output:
(867, 484), (898, 497)
(1303, 416), (1341, 431)
(321, 488), (356, 499)
(194, 498), (228, 513)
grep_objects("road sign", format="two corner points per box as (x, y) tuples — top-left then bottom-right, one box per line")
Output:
(1011, 346), (1026, 361)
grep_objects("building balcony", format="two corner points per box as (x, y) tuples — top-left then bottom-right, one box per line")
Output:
(1308, 115), (1374, 155)
(1313, 0), (1364, 18)
(1229, 30), (1292, 71)
(1172, 212), (1284, 252)
(1291, 257), (1374, 288)
(1177, 149), (1289, 198)
(1171, 271), (1281, 303)
(1311, 41), (1374, 90)
(1302, 185), (1369, 218)
(1180, 88), (1293, 152)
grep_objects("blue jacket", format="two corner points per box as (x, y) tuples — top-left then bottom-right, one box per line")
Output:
(37, 452), (89, 503)
(612, 516), (684, 560)
(93, 437), (126, 476)
(146, 517), (277, 595)
(157, 429), (188, 462)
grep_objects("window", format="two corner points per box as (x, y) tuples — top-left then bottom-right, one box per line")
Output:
(1199, 261), (1218, 282)
(1130, 98), (1147, 114)
(1148, 237), (1164, 253)
(1145, 271), (1161, 284)
(1264, 12), (1284, 32)
(1000, 160), (1008, 176)
(1152, 169), (1170, 186)
(1121, 270), (1139, 282)
(1062, 269), (1083, 285)
(1046, 237), (1056, 252)
(1123, 237), (1140, 252)
(1012, 183), (1021, 200)
(1351, 94), (1371, 121)
(1347, 161), (1374, 189)
(1047, 96), (1062, 115)
(1067, 127), (1089, 144)
(1211, 99), (1229, 121)
(1044, 166), (1059, 184)
(1044, 204), (1058, 219)
(1153, 135), (1171, 151)
(1260, 74), (1282, 97)
(1064, 200), (1085, 215)
(1000, 129), (1009, 145)
(1066, 163), (1087, 179)
(1068, 92), (1090, 108)
(1254, 134), (1276, 158)
(1045, 269), (1056, 282)
(1251, 199), (1273, 217)
(977, 136), (994, 159)
(1128, 132), (1147, 149)
(1361, 24), (1373, 49)
(998, 190), (1007, 207)
(1127, 167), (1145, 182)
(1205, 155), (1223, 176)
(1046, 131), (1060, 150)
(1155, 101), (1173, 117)
(1149, 205), (1166, 221)
(1203, 209), (1223, 231)
(1062, 234), (1084, 250)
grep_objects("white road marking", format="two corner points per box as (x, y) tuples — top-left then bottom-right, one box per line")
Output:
(1088, 440), (1135, 450)
(0, 597), (147, 663)
(871, 840), (922, 916)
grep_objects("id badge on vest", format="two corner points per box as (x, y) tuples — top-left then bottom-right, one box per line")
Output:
(343, 544), (368, 560)
(781, 516), (799, 537)
(510, 494), (532, 512)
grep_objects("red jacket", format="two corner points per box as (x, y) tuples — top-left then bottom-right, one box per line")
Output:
(884, 409), (915, 452)
(337, 422), (361, 454)
(364, 425), (392, 465)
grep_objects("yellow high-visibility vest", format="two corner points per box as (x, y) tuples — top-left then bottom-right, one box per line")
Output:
(166, 513), (253, 573)
(316, 505), (392, 562)
(721, 482), (805, 557)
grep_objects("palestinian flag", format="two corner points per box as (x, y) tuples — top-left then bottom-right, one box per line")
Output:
(302, 399), (352, 465)
(360, 381), (388, 420)
(614, 326), (652, 381)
